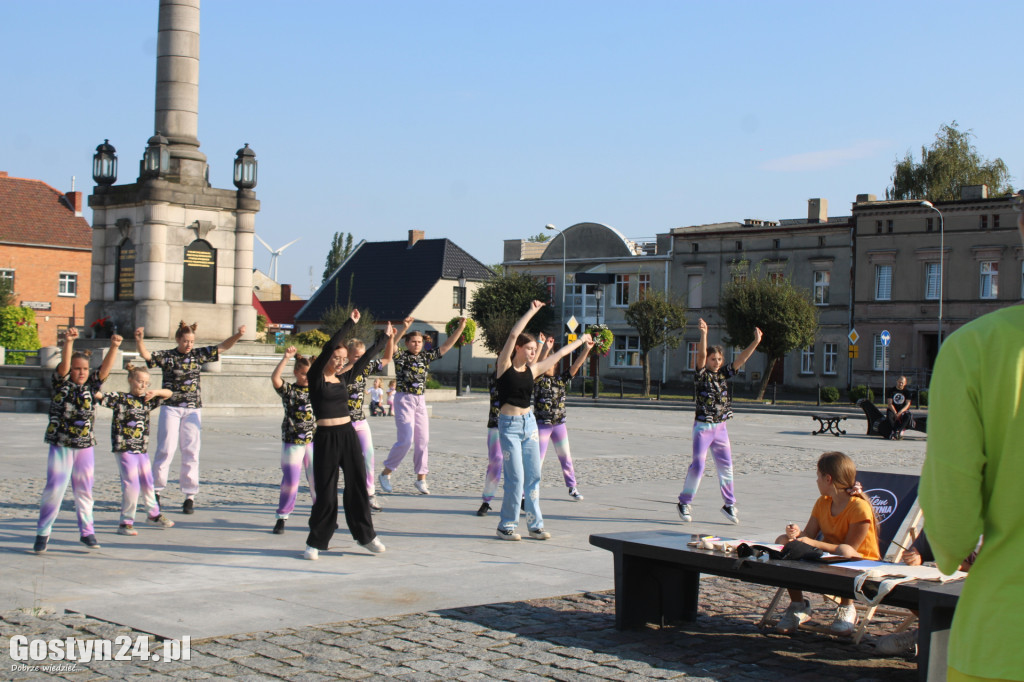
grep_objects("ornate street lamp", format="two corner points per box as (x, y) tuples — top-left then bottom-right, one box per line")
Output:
(592, 286), (604, 399)
(233, 143), (258, 190)
(456, 269), (467, 397)
(92, 139), (117, 186)
(141, 132), (170, 179)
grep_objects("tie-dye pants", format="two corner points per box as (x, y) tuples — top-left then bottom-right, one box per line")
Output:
(352, 419), (375, 495)
(277, 442), (315, 518)
(537, 422), (578, 488)
(36, 445), (94, 537)
(153, 405), (202, 497)
(678, 421), (735, 506)
(115, 451), (160, 524)
(481, 427), (502, 503)
(497, 413), (543, 532)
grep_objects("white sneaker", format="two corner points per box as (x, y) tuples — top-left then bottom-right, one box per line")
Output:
(568, 487), (583, 501)
(368, 496), (382, 512)
(720, 505), (740, 524)
(830, 603), (858, 635)
(529, 528), (551, 540)
(876, 628), (918, 656)
(361, 537), (386, 554)
(303, 545), (319, 561)
(378, 473), (393, 494)
(414, 479), (430, 495)
(776, 598), (812, 634)
(496, 528), (521, 541)
(677, 503), (692, 522)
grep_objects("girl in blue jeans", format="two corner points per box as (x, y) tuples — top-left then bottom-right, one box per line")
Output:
(494, 300), (591, 541)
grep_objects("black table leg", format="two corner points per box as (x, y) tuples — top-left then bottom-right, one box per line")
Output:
(917, 588), (956, 682)
(613, 552), (700, 628)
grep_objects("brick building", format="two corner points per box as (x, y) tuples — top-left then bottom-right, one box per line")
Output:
(0, 171), (92, 347)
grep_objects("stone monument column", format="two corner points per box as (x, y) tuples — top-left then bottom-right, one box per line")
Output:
(155, 0), (207, 185)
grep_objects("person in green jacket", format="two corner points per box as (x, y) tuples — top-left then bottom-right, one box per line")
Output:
(919, 193), (1024, 682)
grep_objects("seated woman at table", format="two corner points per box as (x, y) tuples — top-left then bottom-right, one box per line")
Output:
(774, 451), (881, 635)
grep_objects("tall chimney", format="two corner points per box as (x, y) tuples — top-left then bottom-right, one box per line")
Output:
(64, 191), (83, 217)
(281, 284), (291, 302)
(807, 198), (827, 223)
(155, 0), (207, 184)
(408, 229), (425, 248)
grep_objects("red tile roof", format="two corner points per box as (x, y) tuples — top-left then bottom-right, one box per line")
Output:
(0, 172), (92, 249)
(252, 293), (306, 326)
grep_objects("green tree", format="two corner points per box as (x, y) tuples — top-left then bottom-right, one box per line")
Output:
(489, 263), (505, 276)
(527, 232), (550, 242)
(319, 304), (377, 346)
(469, 272), (555, 354)
(322, 231), (355, 284)
(0, 306), (41, 365)
(0, 277), (13, 308)
(887, 121), (1013, 201)
(624, 291), (688, 397)
(719, 269), (818, 400)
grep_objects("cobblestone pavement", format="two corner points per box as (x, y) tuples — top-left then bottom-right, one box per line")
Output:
(2, 577), (916, 681)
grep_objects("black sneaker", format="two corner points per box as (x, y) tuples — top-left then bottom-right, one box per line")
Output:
(80, 534), (101, 549)
(33, 535), (48, 554)
(182, 498), (194, 515)
(476, 502), (491, 517)
(272, 518), (285, 534)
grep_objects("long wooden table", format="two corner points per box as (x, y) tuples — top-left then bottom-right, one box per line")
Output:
(590, 529), (961, 682)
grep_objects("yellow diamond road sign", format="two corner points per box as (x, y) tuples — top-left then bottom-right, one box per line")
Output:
(848, 329), (859, 345)
(566, 315), (579, 333)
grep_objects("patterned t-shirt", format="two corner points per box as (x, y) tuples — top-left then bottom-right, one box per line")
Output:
(346, 359), (384, 422)
(694, 364), (738, 423)
(486, 374), (500, 429)
(393, 348), (442, 395)
(146, 345), (219, 408)
(100, 391), (162, 453)
(45, 370), (103, 448)
(276, 382), (314, 445)
(534, 371), (572, 425)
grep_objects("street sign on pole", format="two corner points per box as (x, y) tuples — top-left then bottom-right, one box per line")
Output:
(880, 330), (891, 402)
(880, 330), (891, 346)
(566, 315), (579, 333)
(848, 329), (859, 345)
(567, 333), (577, 342)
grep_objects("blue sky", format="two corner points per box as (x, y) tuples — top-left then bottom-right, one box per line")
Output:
(4, 1), (1022, 297)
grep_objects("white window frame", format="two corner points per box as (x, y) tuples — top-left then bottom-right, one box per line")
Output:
(613, 274), (630, 307)
(813, 270), (830, 305)
(58, 272), (78, 297)
(565, 283), (596, 320)
(924, 262), (941, 300)
(874, 265), (892, 301)
(686, 341), (699, 370)
(873, 333), (891, 371)
(980, 261), (999, 299)
(823, 342), (838, 376)
(637, 273), (651, 301)
(611, 335), (642, 367)
(0, 268), (13, 289)
(800, 346), (814, 374)
(730, 346), (745, 374)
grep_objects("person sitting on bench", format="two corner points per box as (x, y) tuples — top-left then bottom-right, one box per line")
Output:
(886, 376), (913, 440)
(774, 451), (881, 636)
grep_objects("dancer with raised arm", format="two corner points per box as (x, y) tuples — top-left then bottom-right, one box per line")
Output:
(270, 346), (315, 534)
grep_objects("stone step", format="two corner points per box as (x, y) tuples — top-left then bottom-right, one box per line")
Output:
(0, 374), (46, 389)
(0, 385), (49, 399)
(0, 395), (48, 413)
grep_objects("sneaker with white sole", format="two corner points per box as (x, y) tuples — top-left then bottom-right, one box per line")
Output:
(720, 505), (740, 524)
(80, 534), (101, 549)
(117, 523), (138, 536)
(496, 528), (521, 541)
(414, 479), (430, 495)
(146, 514), (175, 528)
(368, 496), (382, 513)
(876, 628), (918, 657)
(361, 537), (386, 554)
(378, 473), (393, 494)
(776, 598), (812, 634)
(677, 503), (692, 522)
(303, 545), (319, 561)
(568, 487), (583, 501)
(529, 528), (551, 540)
(830, 603), (858, 635)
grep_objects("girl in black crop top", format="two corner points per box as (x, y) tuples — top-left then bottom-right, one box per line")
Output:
(493, 300), (591, 542)
(303, 310), (393, 561)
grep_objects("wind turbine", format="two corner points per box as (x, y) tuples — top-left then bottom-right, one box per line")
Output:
(255, 235), (301, 282)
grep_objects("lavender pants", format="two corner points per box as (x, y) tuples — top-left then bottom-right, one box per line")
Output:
(678, 421), (735, 506)
(277, 442), (315, 518)
(352, 419), (375, 495)
(481, 427), (503, 502)
(384, 393), (429, 475)
(153, 405), (202, 497)
(537, 422), (578, 488)
(115, 451), (159, 524)
(37, 445), (94, 537)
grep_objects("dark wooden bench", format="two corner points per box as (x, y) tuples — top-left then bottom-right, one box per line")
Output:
(811, 413), (848, 436)
(857, 399), (927, 438)
(590, 529), (960, 682)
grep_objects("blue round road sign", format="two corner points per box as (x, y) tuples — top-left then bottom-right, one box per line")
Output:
(880, 330), (891, 346)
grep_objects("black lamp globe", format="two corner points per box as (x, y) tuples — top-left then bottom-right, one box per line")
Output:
(233, 143), (257, 190)
(142, 132), (170, 178)
(92, 139), (117, 186)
